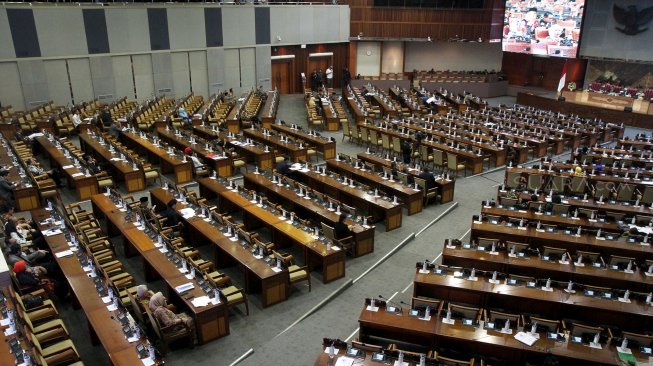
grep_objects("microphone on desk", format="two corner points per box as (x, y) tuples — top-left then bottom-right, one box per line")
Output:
(378, 295), (403, 314)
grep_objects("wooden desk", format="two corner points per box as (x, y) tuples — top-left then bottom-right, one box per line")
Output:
(90, 194), (229, 344)
(356, 152), (456, 203)
(259, 90), (278, 129)
(242, 172), (375, 257)
(197, 177), (345, 283)
(35, 136), (98, 200)
(157, 129), (233, 177)
(243, 128), (308, 163)
(270, 124), (336, 160)
(480, 205), (622, 233)
(192, 125), (274, 170)
(31, 208), (150, 365)
(148, 187), (289, 307)
(292, 168), (403, 231)
(470, 221), (652, 262)
(413, 271), (653, 333)
(118, 131), (192, 184)
(326, 159), (424, 216)
(442, 245), (653, 293)
(359, 306), (438, 349)
(78, 132), (145, 192)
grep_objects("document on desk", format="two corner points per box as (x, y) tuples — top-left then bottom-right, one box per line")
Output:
(191, 296), (211, 308)
(54, 249), (74, 258)
(43, 229), (63, 237)
(335, 357), (354, 366)
(175, 283), (194, 294)
(515, 331), (538, 346)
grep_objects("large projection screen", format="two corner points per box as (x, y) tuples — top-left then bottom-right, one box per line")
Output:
(502, 0), (586, 58)
(580, 0), (653, 62)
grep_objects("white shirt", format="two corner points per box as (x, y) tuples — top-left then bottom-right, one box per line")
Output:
(326, 68), (333, 80)
(72, 113), (82, 127)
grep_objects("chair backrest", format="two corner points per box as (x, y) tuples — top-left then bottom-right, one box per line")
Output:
(127, 290), (147, 325)
(608, 255), (635, 269)
(341, 122), (351, 137)
(551, 175), (567, 192)
(527, 174), (543, 191)
(414, 177), (427, 191)
(397, 172), (408, 185)
(542, 246), (566, 260)
(570, 323), (603, 338)
(448, 303), (481, 321)
(144, 305), (164, 341)
(528, 316), (561, 333)
(486, 309), (523, 328)
(436, 355), (474, 366)
(381, 134), (390, 149)
(506, 241), (529, 254)
(575, 250), (601, 264)
(552, 203), (570, 215)
(641, 186), (653, 204)
(499, 196), (518, 207)
(321, 222), (335, 241)
(570, 176), (587, 194)
(411, 296), (443, 314)
(351, 340), (383, 353)
(617, 184), (635, 201)
(621, 331), (653, 347)
(433, 149), (444, 165)
(446, 153), (458, 170)
(506, 171), (522, 189)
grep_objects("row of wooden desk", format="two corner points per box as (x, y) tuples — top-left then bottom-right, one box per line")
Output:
(289, 166), (403, 231)
(412, 271), (652, 336)
(243, 128), (308, 163)
(35, 135), (99, 200)
(355, 152), (455, 203)
(0, 139), (40, 211)
(31, 207), (150, 365)
(192, 125), (274, 170)
(90, 194), (229, 344)
(78, 132), (146, 192)
(242, 173), (375, 257)
(147, 187), (289, 308)
(356, 302), (647, 366)
(326, 159), (424, 216)
(269, 124), (336, 160)
(442, 245), (653, 293)
(118, 130), (192, 183)
(157, 129), (233, 177)
(470, 221), (652, 262)
(197, 177), (346, 283)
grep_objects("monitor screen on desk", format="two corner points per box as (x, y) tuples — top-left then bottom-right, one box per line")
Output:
(502, 0), (586, 58)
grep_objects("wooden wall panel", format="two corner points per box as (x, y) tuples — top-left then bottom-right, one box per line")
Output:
(271, 42), (349, 93)
(501, 53), (587, 91)
(344, 0), (504, 41)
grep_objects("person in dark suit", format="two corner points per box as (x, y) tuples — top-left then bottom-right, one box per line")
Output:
(164, 199), (181, 227)
(100, 106), (112, 128)
(334, 213), (352, 239)
(401, 140), (412, 164)
(418, 168), (436, 190)
(276, 156), (291, 176)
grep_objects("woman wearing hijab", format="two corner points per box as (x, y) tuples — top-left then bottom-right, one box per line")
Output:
(150, 292), (196, 345)
(138, 286), (176, 312)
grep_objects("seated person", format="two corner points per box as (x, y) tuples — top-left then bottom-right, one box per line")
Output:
(26, 158), (62, 187)
(0, 169), (17, 210)
(178, 107), (191, 125)
(13, 260), (68, 299)
(276, 156), (291, 176)
(186, 150), (204, 168)
(417, 168), (436, 190)
(4, 215), (45, 249)
(150, 292), (196, 345)
(83, 154), (102, 175)
(334, 213), (353, 239)
(164, 199), (182, 227)
(138, 286), (176, 312)
(7, 241), (62, 280)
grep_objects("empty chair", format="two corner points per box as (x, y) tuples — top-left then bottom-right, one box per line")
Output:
(433, 149), (445, 172)
(620, 331), (653, 349)
(276, 252), (311, 293)
(551, 203), (570, 215)
(505, 171), (523, 189)
(447, 303), (482, 324)
(570, 176), (587, 195)
(446, 152), (466, 177)
(593, 182), (611, 199)
(436, 355), (474, 366)
(321, 222), (355, 256)
(476, 237), (497, 248)
(411, 296), (443, 314)
(617, 184), (635, 201)
(350, 340), (383, 353)
(640, 186), (653, 204)
(506, 241), (530, 256)
(608, 255), (635, 270)
(507, 274), (535, 286)
(550, 175), (568, 193)
(484, 309), (523, 329)
(527, 316), (563, 333)
(542, 246), (567, 261)
(499, 196), (518, 208)
(569, 323), (606, 344)
(527, 174), (543, 191)
(574, 250), (602, 265)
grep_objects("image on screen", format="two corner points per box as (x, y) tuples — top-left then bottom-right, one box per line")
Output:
(502, 0), (586, 58)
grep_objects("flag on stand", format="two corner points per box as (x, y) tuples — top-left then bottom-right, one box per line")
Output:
(557, 60), (568, 93)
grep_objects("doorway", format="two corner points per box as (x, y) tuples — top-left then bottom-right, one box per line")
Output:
(271, 59), (294, 94)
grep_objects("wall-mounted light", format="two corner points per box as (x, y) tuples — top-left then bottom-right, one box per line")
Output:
(276, 35), (282, 42)
(357, 32), (363, 40)
(427, 36), (432, 42)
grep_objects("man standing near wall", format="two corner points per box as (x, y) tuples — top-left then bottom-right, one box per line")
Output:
(326, 66), (334, 88)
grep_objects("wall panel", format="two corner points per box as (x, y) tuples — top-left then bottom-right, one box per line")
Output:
(222, 8), (255, 47)
(168, 8), (205, 51)
(0, 62), (25, 110)
(255, 46), (271, 90)
(44, 60), (71, 107)
(151, 52), (174, 97)
(34, 8), (87, 57)
(224, 49), (241, 94)
(132, 54), (154, 100)
(381, 41), (403, 74)
(0, 10), (16, 59)
(404, 41), (502, 72)
(112, 56), (135, 100)
(171, 52), (191, 97)
(90, 56), (116, 102)
(105, 8), (150, 54)
(207, 48), (225, 96)
(356, 42), (381, 77)
(189, 51), (208, 98)
(239, 48), (257, 91)
(67, 58), (94, 104)
(17, 60), (48, 108)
